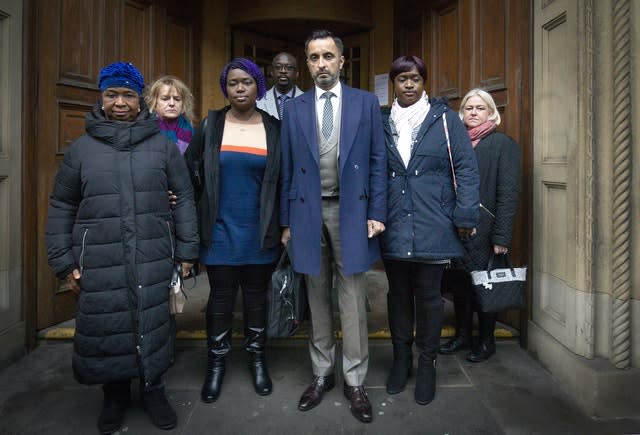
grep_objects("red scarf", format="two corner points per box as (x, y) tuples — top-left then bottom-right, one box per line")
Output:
(467, 120), (496, 148)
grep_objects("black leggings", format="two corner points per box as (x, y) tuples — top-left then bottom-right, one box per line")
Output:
(384, 260), (446, 360)
(205, 264), (274, 330)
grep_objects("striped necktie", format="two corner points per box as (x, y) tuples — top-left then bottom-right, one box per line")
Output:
(278, 94), (289, 119)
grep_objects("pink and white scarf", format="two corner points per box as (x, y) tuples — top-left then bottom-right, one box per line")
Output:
(390, 91), (430, 168)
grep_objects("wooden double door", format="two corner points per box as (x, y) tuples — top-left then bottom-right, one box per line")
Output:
(27, 0), (201, 330)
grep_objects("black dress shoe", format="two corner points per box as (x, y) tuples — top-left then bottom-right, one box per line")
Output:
(466, 342), (496, 362)
(298, 374), (335, 411)
(343, 383), (372, 423)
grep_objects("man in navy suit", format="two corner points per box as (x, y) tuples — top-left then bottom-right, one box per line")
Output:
(279, 30), (387, 423)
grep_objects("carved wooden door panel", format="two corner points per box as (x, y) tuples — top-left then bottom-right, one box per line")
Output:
(532, 0), (594, 356)
(35, 0), (109, 328)
(33, 0), (200, 329)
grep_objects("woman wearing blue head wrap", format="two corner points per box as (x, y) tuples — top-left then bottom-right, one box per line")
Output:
(185, 58), (280, 403)
(45, 61), (199, 433)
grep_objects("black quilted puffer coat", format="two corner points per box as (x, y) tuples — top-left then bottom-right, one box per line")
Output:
(46, 103), (199, 387)
(454, 130), (521, 272)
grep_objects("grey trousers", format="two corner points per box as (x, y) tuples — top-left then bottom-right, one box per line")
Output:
(304, 198), (369, 386)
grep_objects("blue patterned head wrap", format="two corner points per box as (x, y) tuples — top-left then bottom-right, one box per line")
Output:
(219, 58), (266, 100)
(98, 62), (145, 95)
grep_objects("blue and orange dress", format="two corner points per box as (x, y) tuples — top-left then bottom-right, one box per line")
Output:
(200, 119), (280, 265)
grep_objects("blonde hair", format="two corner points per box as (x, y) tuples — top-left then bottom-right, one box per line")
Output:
(458, 88), (501, 126)
(145, 76), (195, 124)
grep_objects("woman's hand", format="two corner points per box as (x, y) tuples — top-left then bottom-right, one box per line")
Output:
(281, 228), (291, 246)
(457, 227), (477, 241)
(367, 220), (385, 238)
(168, 190), (177, 207)
(180, 262), (194, 278)
(494, 244), (508, 255)
(66, 269), (81, 295)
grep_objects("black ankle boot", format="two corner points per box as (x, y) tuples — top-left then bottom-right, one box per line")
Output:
(98, 381), (131, 434)
(385, 281), (415, 395)
(142, 386), (177, 430)
(467, 312), (496, 362)
(246, 327), (272, 395)
(466, 342), (496, 362)
(440, 271), (474, 355)
(201, 325), (230, 403)
(415, 357), (436, 405)
(413, 277), (443, 406)
(439, 332), (472, 355)
(386, 351), (412, 394)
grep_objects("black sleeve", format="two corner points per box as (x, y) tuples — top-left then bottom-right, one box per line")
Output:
(184, 114), (208, 199)
(491, 135), (522, 247)
(45, 143), (82, 278)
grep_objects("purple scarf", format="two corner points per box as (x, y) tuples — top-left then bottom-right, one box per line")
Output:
(158, 114), (193, 155)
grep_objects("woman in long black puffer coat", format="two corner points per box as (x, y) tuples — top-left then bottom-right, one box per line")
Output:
(439, 88), (521, 363)
(46, 62), (199, 434)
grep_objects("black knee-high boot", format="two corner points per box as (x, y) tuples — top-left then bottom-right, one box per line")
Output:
(439, 272), (473, 354)
(244, 284), (272, 395)
(201, 315), (231, 403)
(414, 297), (443, 405)
(386, 291), (414, 394)
(245, 326), (272, 395)
(467, 311), (496, 362)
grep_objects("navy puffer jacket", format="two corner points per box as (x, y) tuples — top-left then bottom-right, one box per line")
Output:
(381, 100), (480, 261)
(46, 103), (199, 386)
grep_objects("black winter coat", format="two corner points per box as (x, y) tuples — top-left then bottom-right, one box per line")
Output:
(381, 100), (480, 261)
(455, 130), (521, 271)
(185, 107), (281, 251)
(46, 103), (199, 386)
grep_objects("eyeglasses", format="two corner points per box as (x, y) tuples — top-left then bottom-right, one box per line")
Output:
(274, 64), (296, 72)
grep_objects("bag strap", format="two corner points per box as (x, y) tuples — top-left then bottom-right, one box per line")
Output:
(443, 112), (457, 194)
(487, 252), (516, 278)
(276, 246), (290, 270)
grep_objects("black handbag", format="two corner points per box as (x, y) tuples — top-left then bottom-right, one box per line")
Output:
(267, 247), (307, 337)
(470, 253), (526, 313)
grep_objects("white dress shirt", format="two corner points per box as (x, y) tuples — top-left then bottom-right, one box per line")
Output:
(314, 82), (342, 130)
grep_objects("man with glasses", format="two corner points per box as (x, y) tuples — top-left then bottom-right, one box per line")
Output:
(257, 52), (303, 120)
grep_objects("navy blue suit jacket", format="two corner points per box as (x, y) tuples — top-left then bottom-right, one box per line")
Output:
(279, 85), (387, 275)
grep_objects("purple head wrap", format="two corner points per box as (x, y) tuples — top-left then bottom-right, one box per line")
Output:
(219, 58), (267, 100)
(98, 62), (145, 95)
